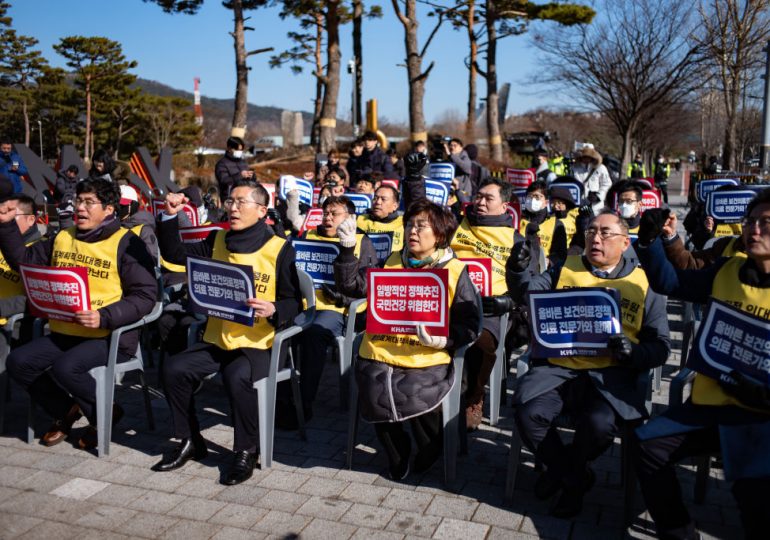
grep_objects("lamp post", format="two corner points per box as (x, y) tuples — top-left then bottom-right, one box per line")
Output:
(37, 120), (43, 160)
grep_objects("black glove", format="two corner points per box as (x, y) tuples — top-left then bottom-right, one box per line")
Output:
(524, 221), (540, 237)
(722, 370), (770, 410)
(587, 191), (600, 205)
(637, 208), (671, 246)
(321, 284), (346, 308)
(508, 239), (532, 272)
(578, 204), (594, 221)
(404, 152), (428, 177)
(482, 295), (514, 317)
(608, 334), (634, 365)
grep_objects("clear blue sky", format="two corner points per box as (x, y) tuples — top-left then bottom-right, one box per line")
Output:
(10, 0), (571, 126)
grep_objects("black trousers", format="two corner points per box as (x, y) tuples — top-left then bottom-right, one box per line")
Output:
(163, 342), (270, 452)
(636, 427), (770, 539)
(374, 409), (442, 471)
(6, 333), (127, 424)
(464, 329), (498, 405)
(658, 182), (669, 204)
(514, 373), (619, 487)
(295, 310), (344, 409)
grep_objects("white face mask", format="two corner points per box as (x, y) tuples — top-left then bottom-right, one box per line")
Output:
(231, 150), (243, 159)
(525, 197), (544, 213)
(619, 202), (637, 219)
(197, 206), (208, 224)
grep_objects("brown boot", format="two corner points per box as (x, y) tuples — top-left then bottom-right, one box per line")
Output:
(465, 399), (484, 431)
(41, 404), (82, 446)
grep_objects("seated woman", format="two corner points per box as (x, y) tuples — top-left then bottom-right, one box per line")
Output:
(353, 200), (481, 480)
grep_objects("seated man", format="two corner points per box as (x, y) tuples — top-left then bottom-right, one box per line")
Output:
(633, 188), (770, 540)
(356, 184), (404, 254)
(506, 211), (670, 518)
(615, 182), (644, 240)
(354, 172), (379, 195)
(1, 179), (157, 448)
(118, 184), (158, 262)
(152, 180), (301, 485)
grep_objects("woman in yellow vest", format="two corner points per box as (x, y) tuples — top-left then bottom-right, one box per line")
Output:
(507, 211), (671, 519)
(1, 179), (157, 450)
(151, 180), (301, 486)
(355, 200), (481, 480)
(635, 188), (770, 540)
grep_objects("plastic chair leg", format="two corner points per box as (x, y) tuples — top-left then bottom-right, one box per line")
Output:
(346, 378), (359, 470)
(442, 389), (460, 486)
(256, 378), (276, 469)
(26, 396), (35, 444)
(488, 355), (502, 426)
(336, 338), (350, 411)
(653, 366), (662, 393)
(505, 425), (523, 503)
(694, 455), (710, 504)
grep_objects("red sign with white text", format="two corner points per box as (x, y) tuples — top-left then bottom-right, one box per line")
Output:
(382, 179), (400, 190)
(640, 190), (661, 213)
(179, 223), (229, 243)
(366, 268), (449, 336)
(299, 208), (324, 236)
(460, 258), (492, 296)
(19, 265), (91, 321)
(151, 199), (199, 226)
(506, 168), (535, 188)
(262, 183), (277, 209)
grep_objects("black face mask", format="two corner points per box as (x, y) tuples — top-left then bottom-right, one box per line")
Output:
(530, 158), (540, 168)
(553, 210), (567, 219)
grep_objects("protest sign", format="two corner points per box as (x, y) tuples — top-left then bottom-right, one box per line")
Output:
(382, 179), (400, 190)
(460, 258), (492, 296)
(687, 299), (770, 388)
(706, 189), (756, 223)
(506, 202), (521, 230)
(640, 189), (661, 212)
(278, 175), (314, 206)
(425, 179), (450, 206)
(298, 208), (324, 236)
(19, 264), (90, 321)
(367, 232), (394, 265)
(262, 183), (277, 208)
(506, 168), (535, 188)
(186, 256), (255, 326)
(528, 288), (622, 358)
(551, 180), (583, 206)
(179, 223), (228, 243)
(366, 268), (449, 336)
(347, 193), (373, 215)
(429, 162), (455, 182)
(312, 186), (321, 206)
(292, 239), (340, 288)
(513, 188), (528, 203)
(151, 199), (199, 226)
(696, 178), (739, 203)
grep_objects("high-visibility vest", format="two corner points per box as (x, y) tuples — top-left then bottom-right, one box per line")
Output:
(451, 216), (514, 295)
(303, 229), (366, 314)
(357, 214), (404, 253)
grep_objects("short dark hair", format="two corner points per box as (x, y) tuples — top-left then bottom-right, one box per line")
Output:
(226, 136), (245, 150)
(351, 138), (364, 148)
(404, 199), (458, 249)
(375, 184), (400, 203)
(8, 193), (37, 215)
(479, 177), (513, 202)
(526, 180), (548, 197)
(450, 137), (463, 146)
(322, 195), (356, 215)
(362, 131), (378, 142)
(66, 165), (79, 174)
(77, 178), (121, 208)
(745, 187), (770, 217)
(618, 183), (643, 201)
(232, 179), (269, 206)
(592, 209), (629, 235)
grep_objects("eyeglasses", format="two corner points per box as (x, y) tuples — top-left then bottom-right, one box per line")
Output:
(223, 198), (264, 209)
(618, 199), (638, 204)
(585, 229), (628, 240)
(742, 216), (770, 231)
(14, 213), (34, 218)
(406, 221), (432, 233)
(74, 198), (104, 209)
(322, 210), (348, 218)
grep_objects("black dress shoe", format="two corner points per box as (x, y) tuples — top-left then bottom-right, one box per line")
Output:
(534, 468), (563, 500)
(152, 437), (208, 472)
(221, 451), (257, 486)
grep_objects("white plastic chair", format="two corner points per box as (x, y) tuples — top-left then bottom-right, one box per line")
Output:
(335, 298), (367, 410)
(486, 311), (510, 426)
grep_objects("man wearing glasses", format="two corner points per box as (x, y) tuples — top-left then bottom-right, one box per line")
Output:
(506, 211), (670, 518)
(0, 179), (157, 449)
(356, 185), (404, 253)
(633, 188), (770, 540)
(152, 180), (302, 486)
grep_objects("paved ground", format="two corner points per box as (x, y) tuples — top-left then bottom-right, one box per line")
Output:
(0, 171), (741, 539)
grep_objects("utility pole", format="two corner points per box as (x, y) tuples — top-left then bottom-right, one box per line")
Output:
(37, 120), (43, 161)
(348, 59), (360, 138)
(761, 40), (770, 172)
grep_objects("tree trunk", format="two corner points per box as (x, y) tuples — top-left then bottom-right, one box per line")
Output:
(353, 0), (363, 135)
(620, 124), (634, 176)
(465, 0), (476, 143)
(402, 0), (427, 142)
(722, 75), (740, 171)
(231, 0), (249, 131)
(319, 0), (341, 153)
(485, 0), (502, 161)
(85, 76), (92, 161)
(311, 13), (324, 148)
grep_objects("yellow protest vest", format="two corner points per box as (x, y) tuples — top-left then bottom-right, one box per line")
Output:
(720, 236), (745, 259)
(357, 214), (404, 253)
(49, 227), (128, 338)
(451, 216), (514, 295)
(691, 257), (770, 408)
(0, 238), (37, 326)
(562, 208), (579, 245)
(549, 255), (648, 369)
(520, 216), (557, 254)
(714, 222), (742, 238)
(203, 230), (284, 351)
(359, 253), (465, 368)
(303, 229), (365, 314)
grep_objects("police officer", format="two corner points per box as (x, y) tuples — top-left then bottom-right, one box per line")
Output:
(152, 180), (301, 486)
(506, 211), (670, 518)
(0, 179), (157, 449)
(627, 154), (646, 179)
(634, 189), (770, 540)
(653, 155), (670, 204)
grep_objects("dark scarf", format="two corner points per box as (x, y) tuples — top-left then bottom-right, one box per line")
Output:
(741, 258), (770, 288)
(75, 214), (120, 243)
(522, 208), (548, 225)
(224, 218), (271, 253)
(368, 209), (400, 224)
(466, 208), (513, 228)
(626, 213), (641, 230)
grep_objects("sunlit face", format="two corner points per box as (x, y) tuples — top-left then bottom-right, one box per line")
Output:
(321, 202), (350, 236)
(225, 186), (267, 231)
(364, 139), (377, 151)
(406, 212), (437, 260)
(372, 187), (399, 219)
(74, 193), (114, 231)
(743, 203), (770, 264)
(351, 144), (363, 157)
(93, 161), (105, 173)
(551, 199), (568, 212)
(356, 180), (375, 194)
(327, 171), (342, 184)
(448, 141), (462, 154)
(474, 184), (506, 216)
(584, 213), (630, 270)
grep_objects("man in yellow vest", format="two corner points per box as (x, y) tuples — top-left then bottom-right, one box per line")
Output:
(520, 180), (570, 264)
(450, 178), (521, 429)
(634, 188), (770, 540)
(356, 184), (404, 253)
(276, 195), (378, 429)
(0, 179), (157, 449)
(507, 211), (670, 518)
(152, 180), (301, 486)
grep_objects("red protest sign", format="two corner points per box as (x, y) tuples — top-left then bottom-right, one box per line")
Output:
(366, 268), (449, 336)
(382, 179), (400, 190)
(506, 202), (521, 230)
(299, 208), (324, 236)
(640, 190), (661, 213)
(151, 198), (199, 225)
(262, 183), (277, 209)
(179, 223), (229, 243)
(506, 168), (535, 188)
(19, 265), (91, 321)
(460, 258), (492, 296)
(312, 186), (322, 206)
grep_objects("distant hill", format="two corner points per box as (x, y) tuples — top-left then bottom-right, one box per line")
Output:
(133, 78), (314, 136)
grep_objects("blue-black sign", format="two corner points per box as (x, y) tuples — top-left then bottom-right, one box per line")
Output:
(368, 232), (394, 265)
(425, 179), (450, 206)
(551, 180), (582, 205)
(187, 256), (255, 326)
(706, 190), (756, 223)
(696, 178), (739, 203)
(292, 239), (340, 289)
(279, 175), (314, 206)
(347, 193), (373, 215)
(529, 287), (622, 358)
(429, 162), (455, 182)
(513, 188), (528, 203)
(688, 299), (770, 388)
